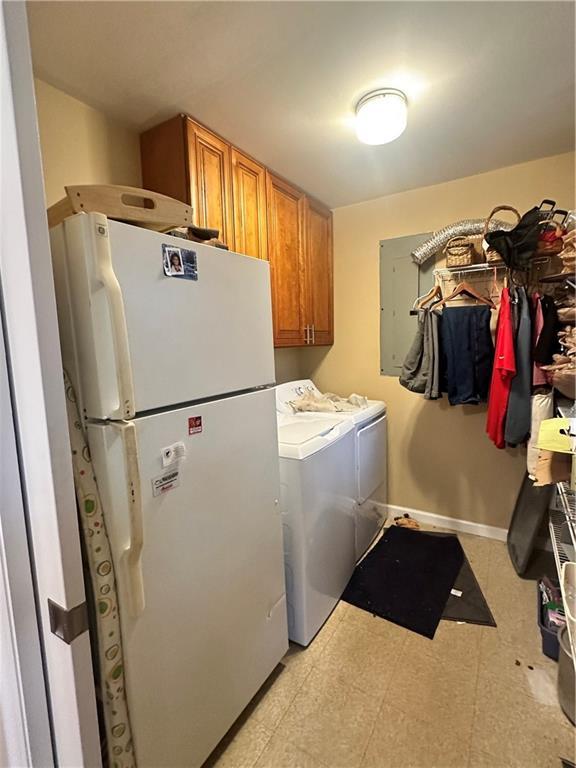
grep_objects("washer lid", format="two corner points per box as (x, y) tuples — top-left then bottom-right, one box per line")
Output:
(344, 400), (387, 426)
(277, 416), (354, 460)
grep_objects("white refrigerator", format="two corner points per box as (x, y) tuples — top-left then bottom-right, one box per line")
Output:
(50, 212), (288, 767)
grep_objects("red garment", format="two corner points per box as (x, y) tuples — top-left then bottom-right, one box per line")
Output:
(486, 288), (516, 449)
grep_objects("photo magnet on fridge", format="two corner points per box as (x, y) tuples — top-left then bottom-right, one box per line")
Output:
(162, 244), (198, 280)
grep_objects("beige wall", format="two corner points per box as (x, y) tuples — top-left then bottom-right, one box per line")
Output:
(302, 152), (575, 529)
(34, 79), (141, 206)
(274, 348), (304, 384)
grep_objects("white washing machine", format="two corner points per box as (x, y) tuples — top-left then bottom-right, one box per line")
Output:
(276, 380), (388, 560)
(277, 414), (357, 646)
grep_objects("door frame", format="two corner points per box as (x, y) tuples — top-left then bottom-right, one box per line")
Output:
(1, 3), (101, 764)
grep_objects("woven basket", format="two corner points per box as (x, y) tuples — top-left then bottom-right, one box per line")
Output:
(483, 205), (521, 263)
(444, 235), (482, 267)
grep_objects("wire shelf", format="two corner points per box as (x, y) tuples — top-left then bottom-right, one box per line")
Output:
(549, 483), (576, 669)
(557, 399), (576, 420)
(549, 508), (576, 569)
(558, 482), (576, 524)
(433, 263), (508, 278)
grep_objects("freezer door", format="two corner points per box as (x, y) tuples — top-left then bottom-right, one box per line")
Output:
(87, 388), (287, 768)
(50, 213), (275, 419)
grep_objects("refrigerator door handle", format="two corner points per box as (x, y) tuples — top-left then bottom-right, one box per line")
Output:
(111, 420), (145, 617)
(94, 214), (136, 419)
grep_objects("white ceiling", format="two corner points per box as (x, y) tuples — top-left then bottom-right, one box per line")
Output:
(27, 1), (575, 209)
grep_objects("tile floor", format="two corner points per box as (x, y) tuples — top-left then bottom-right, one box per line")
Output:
(205, 529), (575, 768)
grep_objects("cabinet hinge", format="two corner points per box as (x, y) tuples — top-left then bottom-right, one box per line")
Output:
(48, 599), (89, 644)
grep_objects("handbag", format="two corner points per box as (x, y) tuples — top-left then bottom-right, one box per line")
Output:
(485, 205), (545, 270)
(482, 206), (521, 263)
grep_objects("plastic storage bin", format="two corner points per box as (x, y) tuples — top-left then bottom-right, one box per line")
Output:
(538, 582), (560, 661)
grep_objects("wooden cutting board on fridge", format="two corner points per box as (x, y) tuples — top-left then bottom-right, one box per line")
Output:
(47, 185), (193, 231)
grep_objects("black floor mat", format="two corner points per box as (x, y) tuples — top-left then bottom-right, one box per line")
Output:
(442, 550), (496, 627)
(341, 526), (464, 639)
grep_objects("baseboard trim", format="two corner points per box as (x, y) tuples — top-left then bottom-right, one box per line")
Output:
(381, 502), (508, 542)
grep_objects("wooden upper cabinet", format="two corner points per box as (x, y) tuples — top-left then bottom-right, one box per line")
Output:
(231, 149), (267, 260)
(305, 198), (333, 346)
(266, 172), (307, 347)
(187, 121), (234, 248)
(141, 115), (234, 247)
(141, 115), (334, 348)
(140, 115), (189, 205)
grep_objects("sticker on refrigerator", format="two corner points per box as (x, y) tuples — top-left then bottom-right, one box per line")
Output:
(151, 468), (180, 497)
(161, 441), (187, 468)
(188, 416), (202, 435)
(162, 245), (198, 280)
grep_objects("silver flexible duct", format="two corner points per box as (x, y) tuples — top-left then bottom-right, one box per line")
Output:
(411, 218), (515, 265)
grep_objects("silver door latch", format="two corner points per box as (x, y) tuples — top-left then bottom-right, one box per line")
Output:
(48, 599), (89, 644)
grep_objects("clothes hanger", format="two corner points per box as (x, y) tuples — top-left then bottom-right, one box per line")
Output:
(416, 285), (442, 308)
(434, 280), (496, 310)
(409, 284), (442, 315)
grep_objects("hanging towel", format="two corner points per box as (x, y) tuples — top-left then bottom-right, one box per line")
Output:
(64, 370), (136, 767)
(505, 287), (532, 445)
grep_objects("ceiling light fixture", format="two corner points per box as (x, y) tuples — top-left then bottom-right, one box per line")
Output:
(355, 88), (408, 145)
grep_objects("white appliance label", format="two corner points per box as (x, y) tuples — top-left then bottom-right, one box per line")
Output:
(450, 589), (463, 598)
(161, 441), (186, 467)
(162, 244), (198, 280)
(151, 468), (180, 497)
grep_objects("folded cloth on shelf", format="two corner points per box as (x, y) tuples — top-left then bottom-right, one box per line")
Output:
(558, 306), (576, 324)
(289, 391), (369, 413)
(542, 364), (576, 399)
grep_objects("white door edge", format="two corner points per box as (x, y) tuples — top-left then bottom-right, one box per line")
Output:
(1, 3), (100, 764)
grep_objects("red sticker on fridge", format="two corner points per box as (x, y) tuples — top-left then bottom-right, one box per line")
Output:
(188, 416), (202, 435)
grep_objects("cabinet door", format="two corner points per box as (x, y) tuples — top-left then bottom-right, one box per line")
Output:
(305, 198), (333, 346)
(188, 121), (235, 248)
(266, 172), (306, 347)
(141, 115), (190, 205)
(231, 149), (268, 260)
